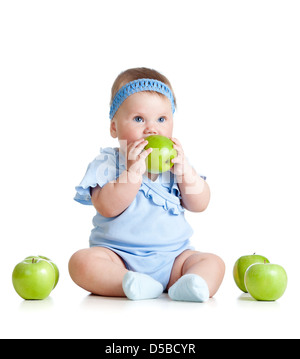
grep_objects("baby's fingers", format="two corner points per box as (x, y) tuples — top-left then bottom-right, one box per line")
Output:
(171, 137), (182, 147)
(139, 147), (152, 160)
(171, 155), (182, 164)
(128, 139), (148, 160)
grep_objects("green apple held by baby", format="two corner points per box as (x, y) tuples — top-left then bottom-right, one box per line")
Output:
(144, 135), (177, 174)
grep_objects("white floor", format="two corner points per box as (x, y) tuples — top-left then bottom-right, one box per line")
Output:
(1, 265), (298, 339)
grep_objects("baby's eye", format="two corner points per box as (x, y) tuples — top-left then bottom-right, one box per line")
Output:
(157, 117), (166, 123)
(133, 116), (144, 123)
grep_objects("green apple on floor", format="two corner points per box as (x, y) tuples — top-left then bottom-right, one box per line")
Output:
(245, 262), (288, 301)
(233, 254), (270, 293)
(12, 256), (59, 300)
(25, 255), (59, 289)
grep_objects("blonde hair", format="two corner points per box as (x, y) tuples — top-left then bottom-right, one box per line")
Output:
(110, 67), (177, 108)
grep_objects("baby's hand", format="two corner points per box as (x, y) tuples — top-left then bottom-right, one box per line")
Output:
(126, 138), (152, 179)
(170, 137), (192, 176)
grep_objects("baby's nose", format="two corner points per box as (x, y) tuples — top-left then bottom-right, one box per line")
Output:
(144, 125), (158, 135)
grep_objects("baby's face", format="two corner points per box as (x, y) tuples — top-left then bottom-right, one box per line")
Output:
(110, 92), (174, 147)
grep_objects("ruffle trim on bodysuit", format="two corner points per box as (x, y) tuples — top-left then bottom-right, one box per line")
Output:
(140, 181), (184, 216)
(74, 147), (191, 215)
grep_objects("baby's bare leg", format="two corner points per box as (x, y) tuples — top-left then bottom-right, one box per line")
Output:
(68, 247), (128, 297)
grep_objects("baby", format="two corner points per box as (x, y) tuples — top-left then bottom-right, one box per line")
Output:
(69, 67), (225, 302)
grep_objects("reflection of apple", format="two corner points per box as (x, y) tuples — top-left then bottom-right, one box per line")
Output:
(233, 254), (270, 292)
(12, 257), (56, 300)
(144, 135), (177, 174)
(245, 263), (288, 301)
(25, 255), (59, 289)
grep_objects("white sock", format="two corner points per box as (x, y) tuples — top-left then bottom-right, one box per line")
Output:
(122, 271), (163, 300)
(168, 274), (210, 302)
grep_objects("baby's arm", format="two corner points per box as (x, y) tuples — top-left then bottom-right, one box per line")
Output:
(171, 138), (211, 212)
(91, 139), (152, 218)
(177, 168), (211, 212)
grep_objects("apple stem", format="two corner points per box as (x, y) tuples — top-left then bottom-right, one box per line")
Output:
(264, 260), (267, 264)
(32, 258), (36, 264)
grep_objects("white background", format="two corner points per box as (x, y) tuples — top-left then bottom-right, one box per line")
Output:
(1, 0), (299, 339)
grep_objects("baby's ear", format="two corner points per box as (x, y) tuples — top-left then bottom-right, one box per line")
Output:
(110, 119), (117, 138)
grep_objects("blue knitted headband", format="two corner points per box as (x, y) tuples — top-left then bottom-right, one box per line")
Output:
(109, 78), (176, 120)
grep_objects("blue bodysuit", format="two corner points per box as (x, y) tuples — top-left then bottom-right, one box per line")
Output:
(74, 147), (204, 290)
